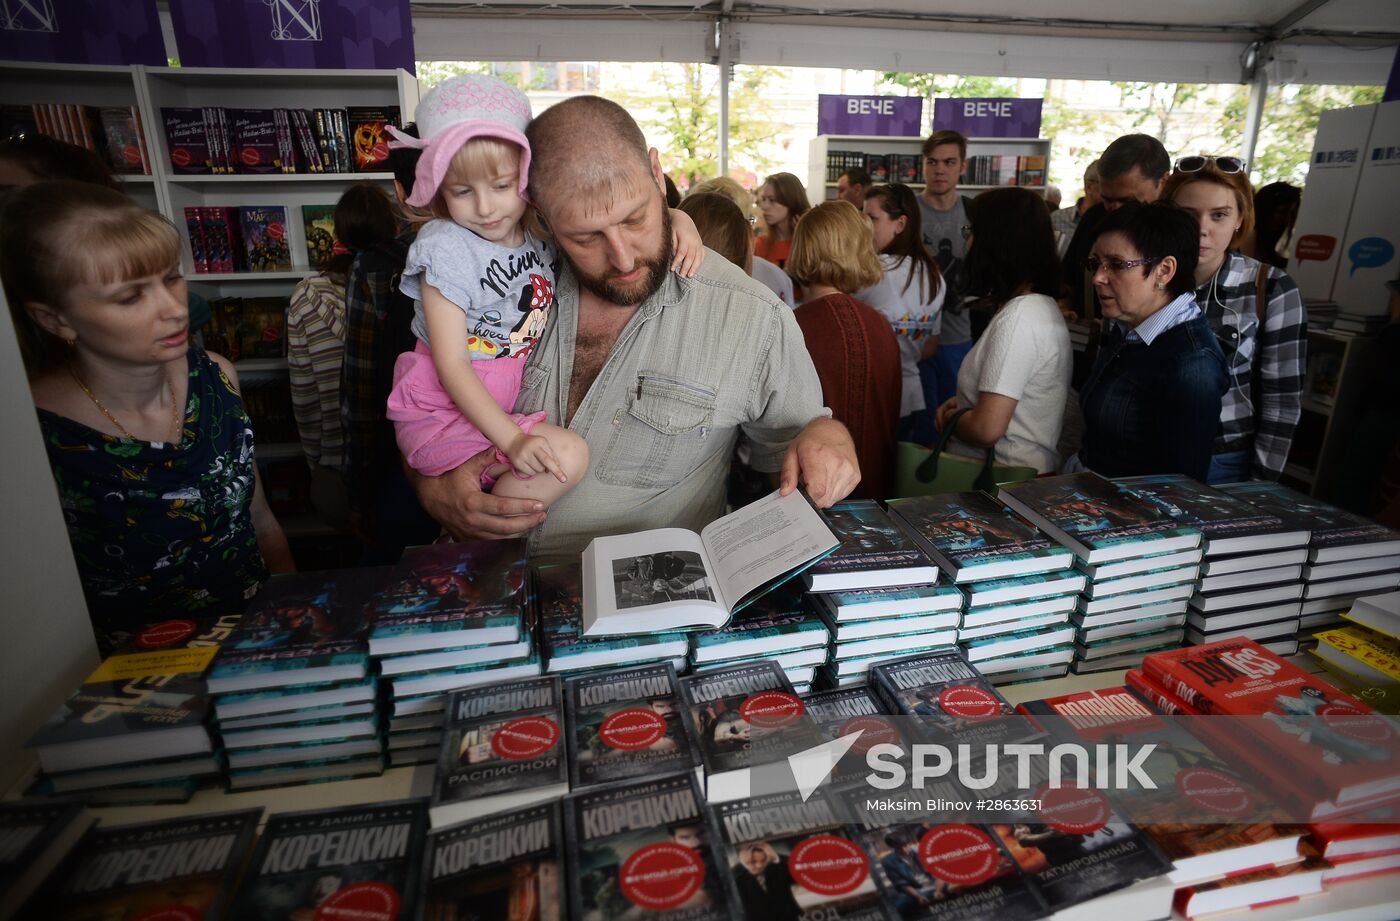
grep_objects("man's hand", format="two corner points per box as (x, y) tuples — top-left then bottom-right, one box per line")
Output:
(778, 417), (859, 507)
(409, 447), (547, 540)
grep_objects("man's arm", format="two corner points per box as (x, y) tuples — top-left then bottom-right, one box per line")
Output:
(406, 448), (547, 540)
(777, 417), (860, 507)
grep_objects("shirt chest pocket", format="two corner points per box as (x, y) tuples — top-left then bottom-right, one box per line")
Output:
(1215, 314), (1258, 374)
(595, 372), (718, 489)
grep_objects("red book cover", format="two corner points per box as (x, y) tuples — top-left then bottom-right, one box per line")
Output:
(1142, 638), (1400, 809)
(1311, 822), (1400, 858)
(1019, 687), (1300, 886)
(1125, 668), (1198, 714)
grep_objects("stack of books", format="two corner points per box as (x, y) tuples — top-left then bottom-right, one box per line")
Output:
(1119, 474), (1310, 651)
(999, 473), (1203, 675)
(1311, 591), (1400, 696)
(804, 500), (959, 689)
(535, 561), (690, 676)
(367, 540), (540, 764)
(1221, 482), (1400, 637)
(207, 570), (386, 790)
(160, 105), (399, 175)
(687, 588), (830, 694)
(184, 205), (292, 274)
(24, 614), (238, 805)
(1131, 637), (1400, 820)
(887, 491), (1082, 682)
(1331, 311), (1388, 337)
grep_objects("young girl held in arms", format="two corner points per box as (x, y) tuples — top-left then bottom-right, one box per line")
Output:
(386, 75), (702, 509)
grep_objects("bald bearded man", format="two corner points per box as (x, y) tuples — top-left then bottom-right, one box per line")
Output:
(411, 96), (859, 558)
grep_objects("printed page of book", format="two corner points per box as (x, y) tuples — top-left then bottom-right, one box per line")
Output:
(700, 489), (839, 612)
(582, 528), (725, 634)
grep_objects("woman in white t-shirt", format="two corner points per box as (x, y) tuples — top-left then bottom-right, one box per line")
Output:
(855, 183), (945, 439)
(933, 187), (1071, 473)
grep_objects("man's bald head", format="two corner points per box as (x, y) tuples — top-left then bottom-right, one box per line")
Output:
(526, 96), (659, 219)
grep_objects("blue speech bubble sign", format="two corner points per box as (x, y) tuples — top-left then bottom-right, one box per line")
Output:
(1349, 237), (1395, 277)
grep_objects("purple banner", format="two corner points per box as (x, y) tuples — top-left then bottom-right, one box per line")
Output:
(818, 95), (923, 137)
(933, 98), (1043, 138)
(169, 0), (414, 73)
(0, 0), (164, 66)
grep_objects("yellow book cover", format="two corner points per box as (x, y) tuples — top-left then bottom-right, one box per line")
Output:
(1314, 624), (1400, 683)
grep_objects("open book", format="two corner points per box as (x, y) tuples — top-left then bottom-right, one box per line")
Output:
(581, 489), (839, 636)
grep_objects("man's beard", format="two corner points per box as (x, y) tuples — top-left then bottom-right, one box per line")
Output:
(572, 203), (674, 306)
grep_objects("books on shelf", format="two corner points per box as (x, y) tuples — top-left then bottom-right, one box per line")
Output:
(564, 772), (735, 920)
(431, 677), (567, 827)
(887, 491), (1074, 583)
(418, 801), (564, 918)
(581, 489), (838, 636)
(3, 102), (151, 174)
(999, 472), (1202, 564)
(804, 499), (939, 592)
(301, 203), (336, 269)
(0, 801), (93, 921)
(565, 661), (699, 788)
(160, 105), (397, 175)
(31, 809), (261, 920)
(225, 799), (429, 919)
(238, 205), (292, 272)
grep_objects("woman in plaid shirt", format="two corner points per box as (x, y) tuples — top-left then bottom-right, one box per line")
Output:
(1165, 157), (1307, 484)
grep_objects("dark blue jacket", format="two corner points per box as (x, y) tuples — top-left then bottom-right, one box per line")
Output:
(1080, 314), (1228, 482)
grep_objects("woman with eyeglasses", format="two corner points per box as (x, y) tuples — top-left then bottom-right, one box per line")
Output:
(932, 187), (1071, 474)
(1075, 202), (1228, 482)
(1163, 155), (1307, 484)
(855, 183), (945, 440)
(754, 172), (810, 273)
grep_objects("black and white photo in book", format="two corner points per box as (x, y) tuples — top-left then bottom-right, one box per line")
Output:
(612, 551), (715, 608)
(582, 489), (839, 636)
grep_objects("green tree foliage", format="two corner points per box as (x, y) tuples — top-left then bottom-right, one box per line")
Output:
(1222, 83), (1384, 185)
(1113, 81), (1221, 150)
(878, 72), (1018, 102)
(616, 63), (783, 188)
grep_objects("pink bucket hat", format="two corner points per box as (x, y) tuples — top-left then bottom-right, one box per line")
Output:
(389, 74), (533, 209)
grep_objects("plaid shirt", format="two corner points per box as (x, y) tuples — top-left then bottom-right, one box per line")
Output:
(340, 227), (421, 520)
(1195, 250), (1307, 481)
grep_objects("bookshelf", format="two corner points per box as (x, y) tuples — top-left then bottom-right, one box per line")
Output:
(1284, 329), (1371, 498)
(807, 134), (1052, 204)
(5, 62), (419, 543)
(0, 61), (159, 211)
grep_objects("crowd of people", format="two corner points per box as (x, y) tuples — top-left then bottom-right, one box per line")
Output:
(0, 77), (1313, 649)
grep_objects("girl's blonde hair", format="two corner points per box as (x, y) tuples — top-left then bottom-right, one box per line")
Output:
(429, 137), (547, 239)
(787, 200), (882, 293)
(1162, 160), (1255, 250)
(0, 180), (181, 375)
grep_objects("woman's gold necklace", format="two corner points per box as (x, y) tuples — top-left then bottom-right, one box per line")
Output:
(68, 364), (183, 445)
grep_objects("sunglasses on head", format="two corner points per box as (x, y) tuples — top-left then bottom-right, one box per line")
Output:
(1174, 155), (1247, 175)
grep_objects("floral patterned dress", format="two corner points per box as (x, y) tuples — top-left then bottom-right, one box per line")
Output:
(38, 348), (269, 653)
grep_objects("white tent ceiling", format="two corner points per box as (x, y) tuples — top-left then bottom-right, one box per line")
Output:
(408, 0), (1400, 85)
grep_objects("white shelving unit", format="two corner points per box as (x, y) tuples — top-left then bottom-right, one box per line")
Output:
(0, 62), (159, 212)
(1286, 328), (1371, 498)
(4, 62), (418, 539)
(807, 134), (1052, 204)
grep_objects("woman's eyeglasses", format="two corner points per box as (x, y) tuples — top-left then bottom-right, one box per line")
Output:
(1174, 155), (1247, 175)
(1086, 255), (1160, 274)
